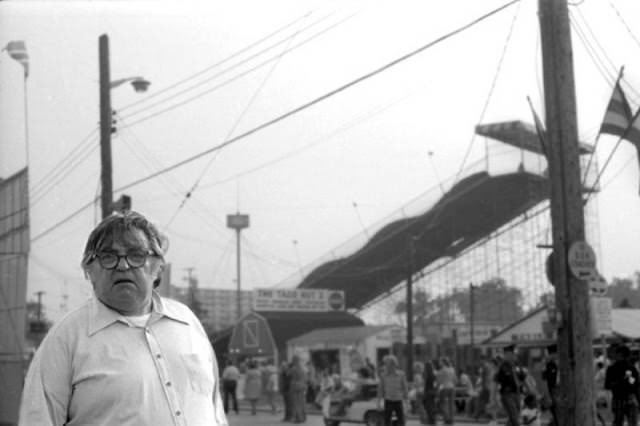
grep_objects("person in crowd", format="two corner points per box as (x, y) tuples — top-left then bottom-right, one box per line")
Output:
(595, 359), (610, 425)
(222, 359), (240, 415)
(494, 344), (521, 426)
(542, 344), (559, 426)
(244, 360), (263, 415)
(412, 361), (427, 423)
(486, 357), (501, 426)
(437, 357), (456, 425)
(366, 357), (377, 379)
(474, 356), (493, 420)
(605, 345), (640, 426)
(458, 367), (474, 414)
(263, 359), (279, 415)
(520, 394), (541, 426)
(378, 354), (408, 426)
(422, 360), (439, 426)
(290, 355), (308, 423)
(280, 359), (293, 422)
(18, 211), (227, 425)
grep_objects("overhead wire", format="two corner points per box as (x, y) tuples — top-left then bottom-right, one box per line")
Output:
(119, 11), (316, 113)
(29, 0), (521, 246)
(453, 0), (523, 184)
(114, 114), (230, 240)
(118, 13), (357, 127)
(164, 14), (304, 228)
(114, 0), (521, 196)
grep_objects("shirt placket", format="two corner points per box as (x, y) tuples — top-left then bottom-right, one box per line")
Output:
(144, 324), (186, 426)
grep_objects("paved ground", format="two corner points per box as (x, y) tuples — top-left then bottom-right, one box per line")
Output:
(226, 411), (482, 426)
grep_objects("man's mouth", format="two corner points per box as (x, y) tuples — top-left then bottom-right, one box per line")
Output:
(113, 279), (136, 286)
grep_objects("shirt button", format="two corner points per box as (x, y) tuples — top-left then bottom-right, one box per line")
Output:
(176, 411), (181, 416)
(166, 381), (172, 387)
(156, 354), (162, 359)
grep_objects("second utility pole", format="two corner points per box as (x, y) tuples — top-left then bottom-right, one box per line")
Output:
(99, 34), (113, 219)
(538, 1), (595, 425)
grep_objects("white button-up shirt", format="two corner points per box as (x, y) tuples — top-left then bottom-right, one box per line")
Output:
(19, 292), (228, 426)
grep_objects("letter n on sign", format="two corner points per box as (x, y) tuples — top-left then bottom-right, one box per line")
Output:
(243, 320), (259, 348)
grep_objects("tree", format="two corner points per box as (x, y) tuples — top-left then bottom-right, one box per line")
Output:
(394, 277), (524, 326)
(608, 275), (640, 308)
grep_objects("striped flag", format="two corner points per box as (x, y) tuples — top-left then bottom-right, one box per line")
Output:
(6, 41), (29, 77)
(599, 78), (640, 146)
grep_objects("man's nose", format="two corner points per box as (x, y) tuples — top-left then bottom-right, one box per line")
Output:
(115, 256), (130, 270)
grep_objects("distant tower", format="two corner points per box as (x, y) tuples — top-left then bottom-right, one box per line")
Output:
(227, 213), (249, 320)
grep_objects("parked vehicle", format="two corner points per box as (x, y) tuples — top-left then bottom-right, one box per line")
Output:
(322, 378), (400, 426)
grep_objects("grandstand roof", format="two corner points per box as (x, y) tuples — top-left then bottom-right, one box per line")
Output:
(298, 170), (550, 309)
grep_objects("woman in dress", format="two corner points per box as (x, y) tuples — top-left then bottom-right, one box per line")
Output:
(244, 360), (263, 415)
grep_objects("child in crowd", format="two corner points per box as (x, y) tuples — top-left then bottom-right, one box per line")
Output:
(520, 394), (541, 426)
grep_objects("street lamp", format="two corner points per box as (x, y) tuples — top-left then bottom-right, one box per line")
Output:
(99, 34), (150, 219)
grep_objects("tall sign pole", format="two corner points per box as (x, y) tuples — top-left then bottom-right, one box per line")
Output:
(538, 1), (595, 425)
(99, 34), (113, 219)
(227, 213), (249, 320)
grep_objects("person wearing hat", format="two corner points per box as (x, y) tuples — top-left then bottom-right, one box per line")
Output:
(494, 344), (521, 426)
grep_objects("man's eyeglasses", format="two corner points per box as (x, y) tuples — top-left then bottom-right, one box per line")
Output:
(90, 250), (156, 270)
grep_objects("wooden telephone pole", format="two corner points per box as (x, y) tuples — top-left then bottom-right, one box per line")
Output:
(538, 1), (595, 425)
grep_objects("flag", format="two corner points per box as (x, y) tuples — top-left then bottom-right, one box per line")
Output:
(5, 40), (29, 77)
(599, 79), (636, 141)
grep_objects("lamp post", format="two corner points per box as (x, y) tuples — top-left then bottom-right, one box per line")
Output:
(99, 34), (150, 219)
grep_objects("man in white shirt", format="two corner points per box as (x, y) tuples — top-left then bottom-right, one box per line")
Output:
(19, 211), (228, 426)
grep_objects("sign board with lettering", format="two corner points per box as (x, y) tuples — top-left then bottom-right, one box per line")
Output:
(568, 241), (597, 280)
(590, 296), (612, 336)
(252, 288), (345, 312)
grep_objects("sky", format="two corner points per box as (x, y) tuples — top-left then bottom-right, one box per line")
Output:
(1, 0), (640, 323)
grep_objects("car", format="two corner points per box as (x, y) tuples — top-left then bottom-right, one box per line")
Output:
(321, 378), (402, 426)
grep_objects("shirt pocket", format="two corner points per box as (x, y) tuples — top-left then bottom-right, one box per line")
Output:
(181, 353), (214, 395)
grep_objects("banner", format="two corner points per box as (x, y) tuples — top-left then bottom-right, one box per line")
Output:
(252, 288), (345, 312)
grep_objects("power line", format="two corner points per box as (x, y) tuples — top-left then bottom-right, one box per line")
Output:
(165, 18), (303, 228)
(115, 0), (520, 194)
(453, 0), (522, 183)
(118, 11), (317, 113)
(27, 0), (519, 245)
(119, 13), (356, 126)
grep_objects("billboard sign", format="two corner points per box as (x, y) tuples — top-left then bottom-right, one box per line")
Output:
(252, 288), (345, 312)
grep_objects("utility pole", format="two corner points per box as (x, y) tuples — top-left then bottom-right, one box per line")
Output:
(99, 34), (113, 219)
(34, 291), (45, 323)
(469, 283), (475, 358)
(227, 213), (249, 321)
(183, 267), (196, 307)
(538, 1), (595, 425)
(406, 236), (416, 380)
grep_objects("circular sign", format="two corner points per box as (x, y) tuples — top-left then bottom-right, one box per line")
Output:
(328, 291), (345, 310)
(567, 241), (597, 280)
(588, 272), (608, 295)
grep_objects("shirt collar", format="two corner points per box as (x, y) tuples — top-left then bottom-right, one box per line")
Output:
(88, 291), (190, 336)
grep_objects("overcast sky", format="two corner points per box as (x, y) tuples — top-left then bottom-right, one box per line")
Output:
(1, 0), (639, 322)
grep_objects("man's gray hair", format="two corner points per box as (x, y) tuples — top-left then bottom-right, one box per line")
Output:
(80, 211), (168, 271)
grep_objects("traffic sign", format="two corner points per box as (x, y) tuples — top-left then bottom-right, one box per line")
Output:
(588, 272), (608, 295)
(567, 241), (597, 280)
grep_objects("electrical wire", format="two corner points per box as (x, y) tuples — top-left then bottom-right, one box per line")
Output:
(118, 11), (318, 113)
(164, 17), (304, 228)
(114, 0), (520, 196)
(453, 0), (522, 184)
(119, 13), (356, 127)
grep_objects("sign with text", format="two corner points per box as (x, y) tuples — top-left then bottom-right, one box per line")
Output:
(252, 288), (345, 312)
(590, 296), (612, 336)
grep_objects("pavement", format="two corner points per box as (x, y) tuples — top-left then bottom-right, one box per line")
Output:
(226, 410), (484, 426)
(227, 401), (490, 426)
